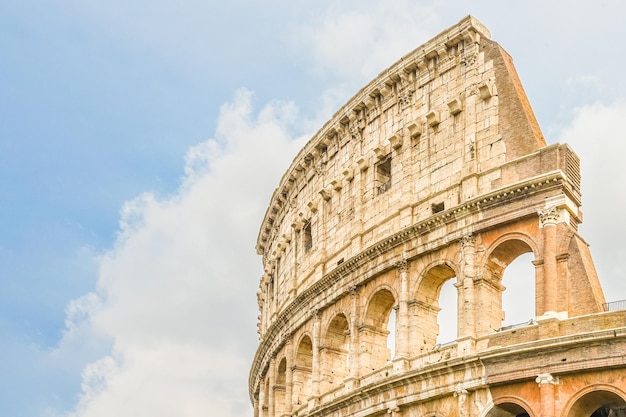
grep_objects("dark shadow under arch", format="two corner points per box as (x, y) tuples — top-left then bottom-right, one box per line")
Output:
(361, 288), (395, 372)
(293, 335), (313, 405)
(485, 401), (532, 417)
(414, 262), (457, 350)
(321, 313), (349, 392)
(566, 389), (626, 417)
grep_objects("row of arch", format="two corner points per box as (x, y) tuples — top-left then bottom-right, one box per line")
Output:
(487, 387), (626, 417)
(258, 234), (543, 415)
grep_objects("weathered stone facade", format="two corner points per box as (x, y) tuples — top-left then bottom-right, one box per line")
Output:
(250, 16), (626, 417)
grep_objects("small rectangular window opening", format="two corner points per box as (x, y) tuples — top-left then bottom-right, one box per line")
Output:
(303, 221), (312, 252)
(431, 202), (445, 214)
(376, 156), (392, 195)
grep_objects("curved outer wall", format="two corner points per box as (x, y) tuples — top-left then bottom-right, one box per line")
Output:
(250, 16), (626, 417)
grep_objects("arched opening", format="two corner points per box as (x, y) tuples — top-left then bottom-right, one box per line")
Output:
(320, 314), (349, 393)
(292, 335), (313, 406)
(566, 389), (626, 417)
(485, 402), (531, 417)
(361, 288), (395, 372)
(275, 357), (287, 415)
(414, 263), (457, 350)
(484, 239), (535, 332)
(437, 278), (458, 344)
(501, 252), (535, 327)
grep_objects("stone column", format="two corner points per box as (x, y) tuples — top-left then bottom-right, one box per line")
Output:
(285, 337), (293, 415)
(311, 310), (321, 406)
(532, 258), (545, 316)
(263, 276), (271, 333)
(258, 377), (266, 417)
(271, 270), (278, 320)
(346, 286), (360, 388)
(268, 357), (276, 417)
(395, 259), (410, 359)
(536, 373), (558, 417)
(290, 223), (301, 299)
(459, 235), (476, 342)
(454, 384), (470, 417)
(538, 207), (559, 315)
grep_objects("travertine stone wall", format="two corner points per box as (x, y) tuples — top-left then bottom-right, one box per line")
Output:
(250, 15), (626, 417)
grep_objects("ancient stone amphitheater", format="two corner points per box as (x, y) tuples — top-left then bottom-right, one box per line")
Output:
(249, 16), (626, 417)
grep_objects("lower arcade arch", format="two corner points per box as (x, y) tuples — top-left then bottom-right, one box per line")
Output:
(565, 388), (626, 417)
(437, 277), (458, 344)
(484, 237), (536, 332)
(414, 263), (457, 350)
(274, 358), (287, 415)
(293, 335), (313, 406)
(500, 252), (535, 327)
(320, 313), (349, 392)
(362, 288), (396, 372)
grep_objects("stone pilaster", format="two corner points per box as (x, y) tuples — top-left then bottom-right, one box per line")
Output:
(538, 207), (559, 315)
(536, 372), (558, 417)
(395, 259), (410, 359)
(459, 234), (477, 341)
(454, 384), (470, 417)
(346, 286), (360, 387)
(310, 310), (321, 407)
(263, 276), (271, 333)
(258, 377), (266, 417)
(285, 337), (293, 414)
(268, 357), (276, 417)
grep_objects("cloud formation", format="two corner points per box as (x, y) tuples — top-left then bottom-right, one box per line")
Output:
(559, 101), (626, 297)
(296, 1), (441, 82)
(65, 90), (305, 417)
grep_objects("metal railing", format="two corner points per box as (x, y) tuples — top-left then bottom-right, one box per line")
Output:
(496, 318), (537, 332)
(603, 299), (626, 312)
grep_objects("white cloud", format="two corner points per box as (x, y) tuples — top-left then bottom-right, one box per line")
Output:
(559, 101), (626, 299)
(64, 89), (306, 417)
(294, 1), (442, 82)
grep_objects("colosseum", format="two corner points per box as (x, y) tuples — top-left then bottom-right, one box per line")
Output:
(249, 15), (626, 417)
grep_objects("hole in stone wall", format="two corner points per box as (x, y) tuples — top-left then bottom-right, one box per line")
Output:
(303, 221), (312, 252)
(432, 202), (445, 214)
(375, 156), (391, 195)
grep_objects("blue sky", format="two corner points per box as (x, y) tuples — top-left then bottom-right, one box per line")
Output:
(2, 1), (626, 416)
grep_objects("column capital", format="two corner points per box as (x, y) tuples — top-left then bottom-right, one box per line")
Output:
(396, 259), (409, 272)
(387, 406), (400, 417)
(538, 206), (560, 227)
(460, 233), (476, 249)
(536, 372), (559, 385)
(348, 285), (359, 298)
(454, 383), (469, 397)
